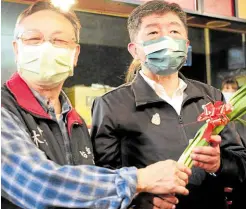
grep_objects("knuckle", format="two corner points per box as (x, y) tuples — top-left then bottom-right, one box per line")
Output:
(160, 200), (168, 207)
(166, 204), (174, 209)
(166, 159), (173, 164)
(197, 161), (202, 167)
(184, 173), (188, 179)
(153, 197), (162, 207)
(174, 176), (179, 183)
(169, 184), (176, 192)
(195, 154), (200, 161)
(161, 202), (172, 209)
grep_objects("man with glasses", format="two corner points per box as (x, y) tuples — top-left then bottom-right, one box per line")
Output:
(1, 1), (191, 209)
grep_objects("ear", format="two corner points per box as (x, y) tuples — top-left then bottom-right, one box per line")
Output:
(128, 42), (139, 59)
(73, 44), (80, 67)
(13, 41), (18, 63)
(186, 39), (190, 48)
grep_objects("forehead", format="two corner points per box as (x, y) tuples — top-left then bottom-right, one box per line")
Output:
(140, 12), (185, 30)
(223, 84), (237, 89)
(18, 10), (75, 36)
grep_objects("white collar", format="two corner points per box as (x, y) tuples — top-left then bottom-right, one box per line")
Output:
(139, 70), (187, 96)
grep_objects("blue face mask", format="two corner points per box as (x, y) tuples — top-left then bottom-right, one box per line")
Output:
(222, 92), (235, 103)
(142, 36), (188, 76)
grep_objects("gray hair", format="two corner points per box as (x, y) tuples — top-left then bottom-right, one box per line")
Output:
(14, 1), (81, 42)
(127, 0), (187, 41)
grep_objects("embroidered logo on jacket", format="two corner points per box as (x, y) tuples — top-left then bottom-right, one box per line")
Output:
(31, 126), (48, 147)
(151, 113), (161, 125)
(79, 146), (92, 159)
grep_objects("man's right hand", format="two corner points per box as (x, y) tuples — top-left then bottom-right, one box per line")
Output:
(129, 193), (179, 209)
(136, 160), (191, 195)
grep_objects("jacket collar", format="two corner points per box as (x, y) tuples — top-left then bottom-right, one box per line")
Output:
(6, 73), (83, 128)
(131, 72), (204, 107)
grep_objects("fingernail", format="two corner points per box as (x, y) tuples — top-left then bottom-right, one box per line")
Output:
(172, 205), (176, 209)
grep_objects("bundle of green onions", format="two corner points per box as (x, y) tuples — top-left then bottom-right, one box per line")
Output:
(178, 84), (246, 168)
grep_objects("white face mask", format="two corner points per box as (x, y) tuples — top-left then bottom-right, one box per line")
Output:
(17, 41), (76, 87)
(222, 92), (235, 103)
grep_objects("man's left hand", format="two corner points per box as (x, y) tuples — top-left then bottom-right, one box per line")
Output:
(191, 135), (221, 173)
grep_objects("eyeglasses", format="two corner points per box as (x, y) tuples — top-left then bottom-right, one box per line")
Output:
(17, 30), (78, 48)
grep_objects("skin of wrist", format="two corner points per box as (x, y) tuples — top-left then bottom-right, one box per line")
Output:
(136, 168), (146, 193)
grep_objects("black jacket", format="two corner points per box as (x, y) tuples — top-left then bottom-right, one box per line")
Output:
(1, 73), (94, 209)
(235, 114), (246, 147)
(230, 114), (246, 209)
(91, 73), (246, 209)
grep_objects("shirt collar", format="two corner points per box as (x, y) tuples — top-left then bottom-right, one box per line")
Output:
(131, 71), (204, 107)
(31, 89), (71, 115)
(6, 73), (83, 129)
(139, 70), (187, 97)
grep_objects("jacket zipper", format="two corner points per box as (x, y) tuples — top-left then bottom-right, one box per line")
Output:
(178, 114), (189, 144)
(179, 95), (203, 144)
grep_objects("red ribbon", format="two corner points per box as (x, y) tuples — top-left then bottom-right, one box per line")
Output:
(197, 101), (232, 142)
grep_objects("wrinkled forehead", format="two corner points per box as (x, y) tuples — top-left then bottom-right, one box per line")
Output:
(15, 10), (75, 39)
(140, 13), (185, 29)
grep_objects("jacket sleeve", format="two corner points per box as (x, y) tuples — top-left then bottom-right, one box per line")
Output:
(235, 114), (246, 147)
(91, 97), (122, 169)
(213, 89), (246, 186)
(1, 107), (137, 209)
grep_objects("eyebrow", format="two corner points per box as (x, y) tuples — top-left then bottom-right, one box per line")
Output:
(144, 21), (182, 29)
(52, 31), (76, 40)
(169, 21), (182, 27)
(52, 31), (64, 35)
(144, 23), (160, 29)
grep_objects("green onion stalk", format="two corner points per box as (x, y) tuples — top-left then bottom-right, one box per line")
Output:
(178, 84), (246, 168)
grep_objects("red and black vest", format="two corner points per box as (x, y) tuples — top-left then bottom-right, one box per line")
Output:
(1, 73), (94, 209)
